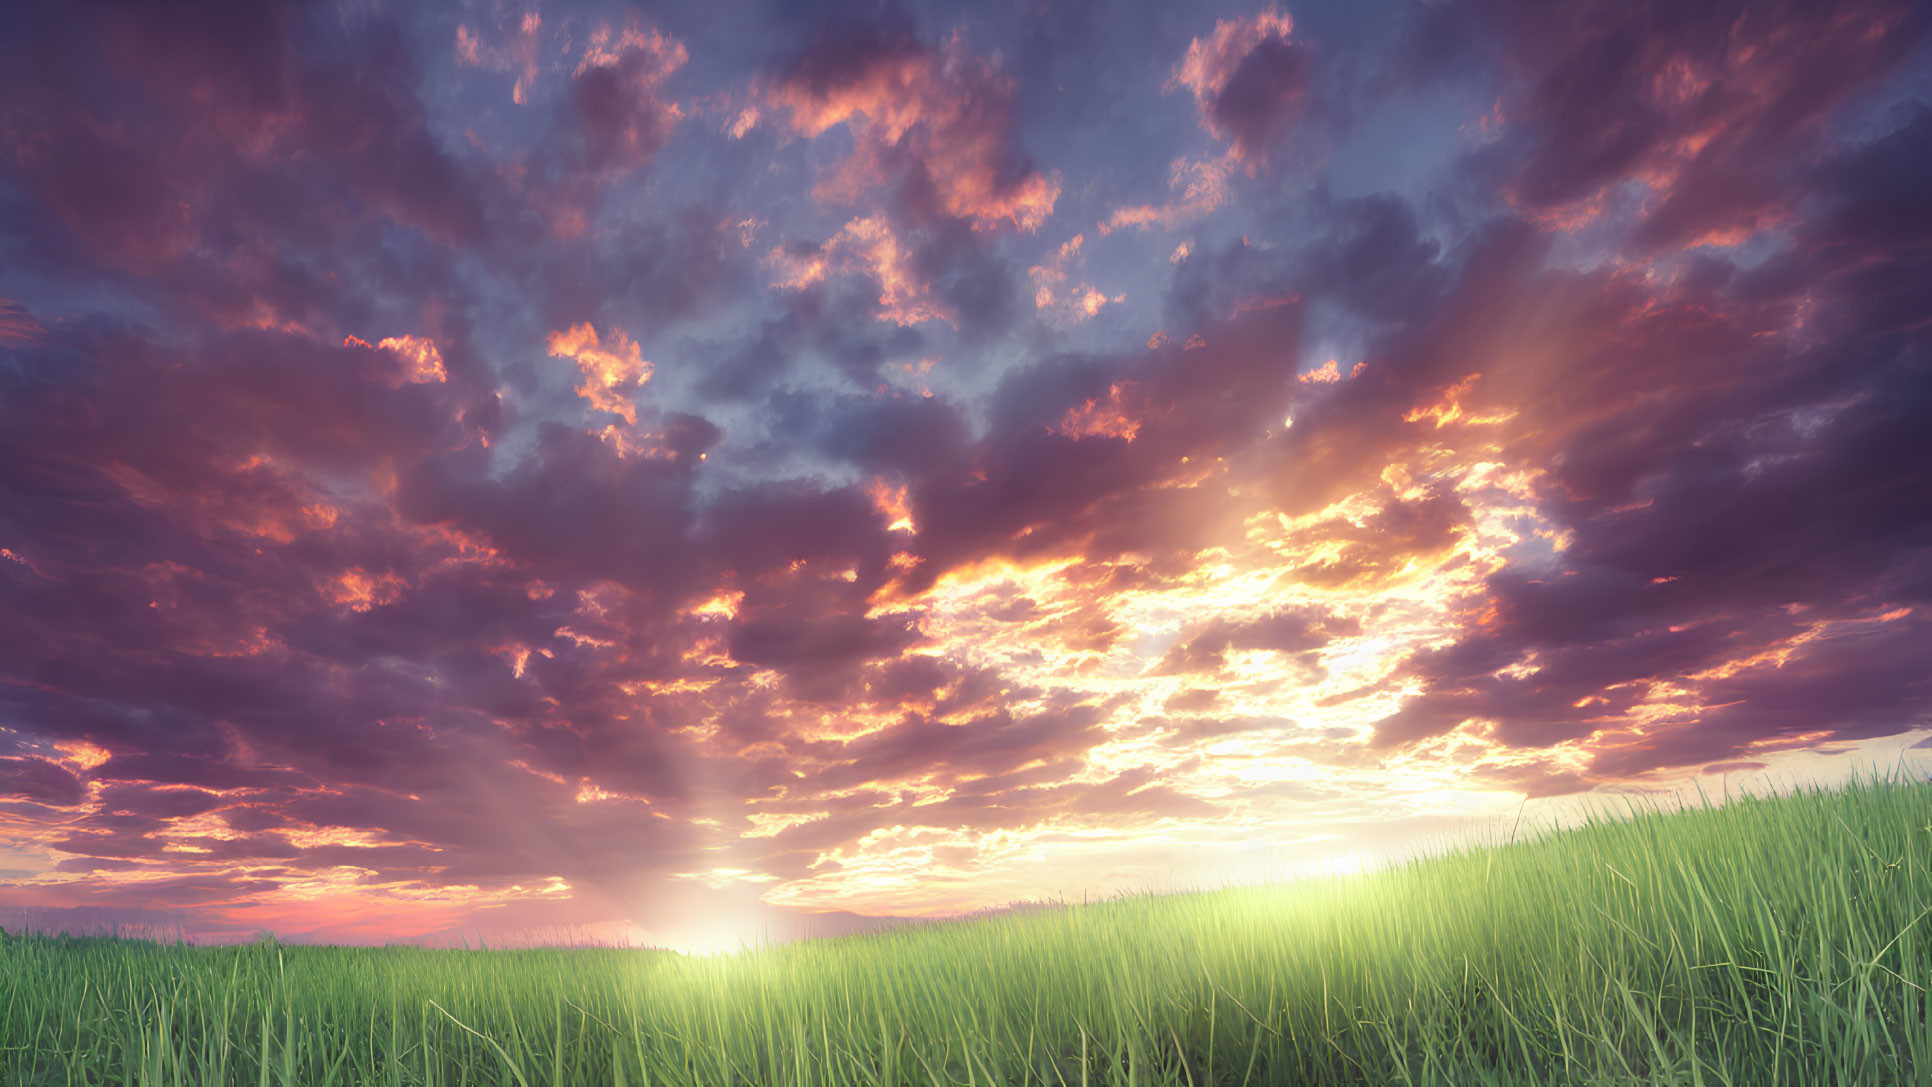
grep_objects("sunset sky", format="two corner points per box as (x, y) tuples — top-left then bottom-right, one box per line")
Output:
(2, 0), (1929, 952)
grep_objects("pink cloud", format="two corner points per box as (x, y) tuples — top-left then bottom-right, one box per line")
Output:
(1100, 153), (1233, 235)
(509, 17), (689, 239)
(770, 24), (1059, 232)
(454, 11), (543, 105)
(1027, 233), (1123, 321)
(566, 21), (688, 173)
(767, 216), (951, 326)
(1169, 10), (1308, 166)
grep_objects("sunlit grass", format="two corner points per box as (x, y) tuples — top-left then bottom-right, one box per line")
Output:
(4, 766), (1930, 1085)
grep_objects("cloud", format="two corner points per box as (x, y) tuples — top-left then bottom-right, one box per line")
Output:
(1099, 154), (1233, 236)
(767, 217), (951, 327)
(454, 11), (544, 105)
(546, 323), (653, 422)
(1151, 606), (1361, 677)
(1443, 0), (1928, 251)
(0, 0), (1927, 946)
(1027, 233), (1123, 321)
(1169, 10), (1309, 165)
(0, 0), (498, 343)
(769, 12), (1059, 232)
(565, 22), (689, 175)
(0, 757), (87, 807)
(1334, 108), (1932, 775)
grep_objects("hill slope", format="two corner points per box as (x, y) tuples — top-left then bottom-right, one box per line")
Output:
(4, 770), (1930, 1085)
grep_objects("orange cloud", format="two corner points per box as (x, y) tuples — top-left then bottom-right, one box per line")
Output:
(1298, 358), (1341, 384)
(767, 216), (949, 326)
(770, 30), (1059, 232)
(53, 740), (111, 771)
(325, 567), (410, 612)
(376, 335), (446, 384)
(1058, 381), (1148, 442)
(1402, 372), (1510, 429)
(869, 477), (916, 533)
(547, 323), (652, 422)
(345, 333), (446, 384)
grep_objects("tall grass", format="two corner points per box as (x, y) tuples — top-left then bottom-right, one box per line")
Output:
(4, 767), (1929, 1085)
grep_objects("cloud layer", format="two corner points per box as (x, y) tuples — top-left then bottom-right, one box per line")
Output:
(1, 0), (1927, 948)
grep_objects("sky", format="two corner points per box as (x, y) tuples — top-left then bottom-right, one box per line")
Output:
(1, 0), (1929, 953)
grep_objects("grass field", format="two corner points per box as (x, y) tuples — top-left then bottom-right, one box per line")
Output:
(4, 769), (1930, 1086)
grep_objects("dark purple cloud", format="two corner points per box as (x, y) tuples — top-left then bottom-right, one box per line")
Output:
(0, 758), (87, 808)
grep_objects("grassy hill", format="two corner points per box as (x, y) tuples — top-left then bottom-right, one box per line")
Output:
(4, 769), (1929, 1085)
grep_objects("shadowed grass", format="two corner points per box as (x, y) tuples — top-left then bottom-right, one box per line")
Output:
(3, 765), (1929, 1085)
